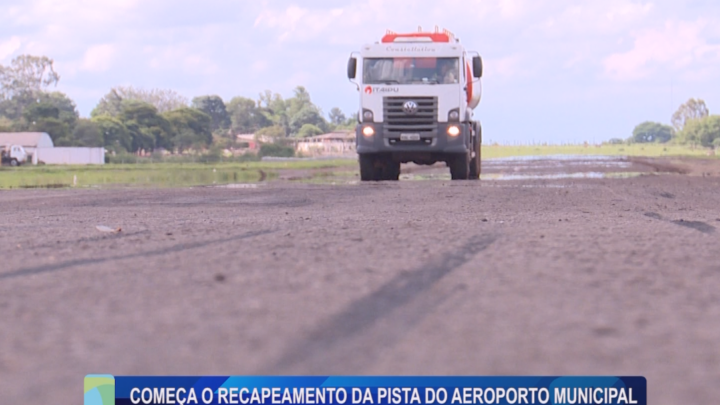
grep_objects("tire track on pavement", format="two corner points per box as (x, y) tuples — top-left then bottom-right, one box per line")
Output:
(0, 230), (273, 280)
(267, 233), (497, 373)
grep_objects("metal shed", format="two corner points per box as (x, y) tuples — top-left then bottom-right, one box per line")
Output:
(0, 132), (54, 155)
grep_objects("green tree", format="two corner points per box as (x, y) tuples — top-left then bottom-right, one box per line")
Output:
(42, 92), (79, 129)
(163, 107), (213, 151)
(93, 86), (188, 117)
(227, 96), (271, 133)
(255, 125), (286, 142)
(672, 98), (709, 132)
(119, 100), (174, 151)
(124, 120), (156, 152)
(69, 119), (104, 147)
(328, 107), (347, 126)
(257, 90), (289, 134)
(1, 91), (77, 128)
(289, 104), (326, 135)
(284, 86), (328, 135)
(91, 88), (124, 118)
(0, 116), (13, 131)
(92, 115), (131, 152)
(32, 118), (70, 144)
(23, 102), (60, 124)
(21, 101), (71, 142)
(630, 121), (674, 143)
(680, 115), (720, 147)
(296, 123), (323, 138)
(191, 95), (230, 131)
(0, 55), (60, 100)
(0, 56), (72, 134)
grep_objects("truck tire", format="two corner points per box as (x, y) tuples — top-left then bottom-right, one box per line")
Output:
(359, 155), (377, 181)
(449, 153), (469, 180)
(469, 123), (482, 179)
(10, 158), (18, 167)
(383, 159), (401, 181)
(360, 155), (400, 181)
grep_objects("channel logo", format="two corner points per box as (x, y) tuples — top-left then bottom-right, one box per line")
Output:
(85, 374), (115, 405)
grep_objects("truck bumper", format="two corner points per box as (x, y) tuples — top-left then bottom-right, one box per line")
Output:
(355, 122), (472, 155)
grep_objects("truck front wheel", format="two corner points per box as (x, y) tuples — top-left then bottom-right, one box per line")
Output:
(359, 155), (400, 181)
(469, 123), (482, 180)
(449, 153), (469, 180)
(469, 140), (481, 180)
(384, 159), (400, 181)
(9, 158), (19, 167)
(359, 155), (376, 181)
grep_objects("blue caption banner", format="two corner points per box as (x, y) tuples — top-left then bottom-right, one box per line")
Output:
(85, 376), (647, 405)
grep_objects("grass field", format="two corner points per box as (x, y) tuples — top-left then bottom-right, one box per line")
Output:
(0, 159), (357, 189)
(481, 143), (714, 159)
(0, 144), (714, 189)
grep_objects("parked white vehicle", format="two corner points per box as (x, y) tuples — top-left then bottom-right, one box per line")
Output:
(1, 144), (28, 166)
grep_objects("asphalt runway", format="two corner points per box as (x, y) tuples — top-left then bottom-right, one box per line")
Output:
(1, 156), (719, 404)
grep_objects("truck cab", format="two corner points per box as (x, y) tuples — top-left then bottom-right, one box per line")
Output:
(347, 28), (483, 181)
(1, 144), (28, 166)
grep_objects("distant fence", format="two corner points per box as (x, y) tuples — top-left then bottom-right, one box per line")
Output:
(34, 147), (105, 165)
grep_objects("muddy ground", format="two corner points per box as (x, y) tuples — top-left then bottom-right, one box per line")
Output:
(1, 156), (719, 404)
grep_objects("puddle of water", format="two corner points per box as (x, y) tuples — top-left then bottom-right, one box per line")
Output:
(395, 171), (645, 182)
(212, 183), (261, 189)
(480, 172), (645, 181)
(487, 155), (627, 162)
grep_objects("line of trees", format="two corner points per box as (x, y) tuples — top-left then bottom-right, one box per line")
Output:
(627, 98), (720, 148)
(0, 54), (356, 154)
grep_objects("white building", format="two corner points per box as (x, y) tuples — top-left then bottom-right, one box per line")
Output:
(0, 132), (105, 165)
(0, 132), (54, 155)
(296, 131), (355, 156)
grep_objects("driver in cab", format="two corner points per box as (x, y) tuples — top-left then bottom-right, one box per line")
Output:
(437, 60), (458, 84)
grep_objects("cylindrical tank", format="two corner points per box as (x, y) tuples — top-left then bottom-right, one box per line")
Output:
(466, 61), (482, 109)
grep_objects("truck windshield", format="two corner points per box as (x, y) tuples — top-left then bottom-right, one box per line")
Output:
(363, 57), (460, 85)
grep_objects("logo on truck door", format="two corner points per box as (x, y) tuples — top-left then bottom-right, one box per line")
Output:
(363, 86), (399, 94)
(403, 101), (418, 115)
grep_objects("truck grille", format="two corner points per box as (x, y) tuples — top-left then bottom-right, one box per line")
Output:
(383, 96), (437, 136)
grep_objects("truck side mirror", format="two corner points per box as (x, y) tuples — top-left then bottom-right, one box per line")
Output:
(347, 57), (357, 80)
(472, 56), (483, 78)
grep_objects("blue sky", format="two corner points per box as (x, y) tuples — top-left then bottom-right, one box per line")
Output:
(1, 0), (719, 143)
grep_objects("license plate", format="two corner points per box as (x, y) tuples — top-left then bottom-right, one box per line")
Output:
(400, 133), (421, 141)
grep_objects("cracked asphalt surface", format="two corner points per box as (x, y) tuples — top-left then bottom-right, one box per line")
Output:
(1, 157), (719, 405)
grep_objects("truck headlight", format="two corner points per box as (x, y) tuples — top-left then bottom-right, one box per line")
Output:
(447, 125), (460, 137)
(362, 109), (374, 122)
(362, 126), (375, 137)
(448, 109), (460, 121)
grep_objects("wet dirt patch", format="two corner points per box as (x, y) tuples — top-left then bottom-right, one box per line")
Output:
(671, 219), (715, 234)
(17, 183), (70, 189)
(643, 212), (715, 234)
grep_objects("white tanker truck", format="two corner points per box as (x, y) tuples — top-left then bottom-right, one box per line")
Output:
(347, 28), (483, 181)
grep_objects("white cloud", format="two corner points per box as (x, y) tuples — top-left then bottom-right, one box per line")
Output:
(603, 19), (720, 80)
(146, 44), (219, 76)
(254, 5), (344, 43)
(81, 44), (116, 72)
(15, 0), (140, 26)
(0, 36), (21, 61)
(484, 55), (530, 80)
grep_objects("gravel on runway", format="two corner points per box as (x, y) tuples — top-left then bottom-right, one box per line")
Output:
(1, 158), (719, 405)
